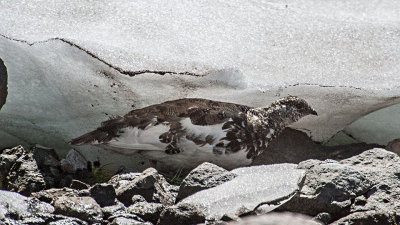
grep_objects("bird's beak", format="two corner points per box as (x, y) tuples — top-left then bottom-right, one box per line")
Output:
(310, 109), (318, 116)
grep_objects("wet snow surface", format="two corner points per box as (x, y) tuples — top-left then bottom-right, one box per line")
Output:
(0, 0), (400, 169)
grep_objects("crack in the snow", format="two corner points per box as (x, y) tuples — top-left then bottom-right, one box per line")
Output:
(0, 34), (204, 77)
(288, 82), (363, 90)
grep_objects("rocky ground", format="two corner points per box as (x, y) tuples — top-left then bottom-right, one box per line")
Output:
(1, 140), (400, 224)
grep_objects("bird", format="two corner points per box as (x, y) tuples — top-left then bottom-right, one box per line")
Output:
(70, 96), (317, 171)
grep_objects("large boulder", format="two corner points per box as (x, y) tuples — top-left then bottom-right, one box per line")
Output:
(277, 148), (400, 224)
(176, 162), (237, 202)
(6, 147), (49, 195)
(276, 159), (373, 218)
(181, 164), (305, 220)
(0, 145), (63, 196)
(334, 148), (400, 224)
(115, 168), (175, 206)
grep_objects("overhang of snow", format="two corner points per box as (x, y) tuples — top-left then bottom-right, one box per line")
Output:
(0, 0), (399, 170)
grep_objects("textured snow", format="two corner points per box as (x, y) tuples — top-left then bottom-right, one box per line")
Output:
(1, 0), (400, 90)
(0, 1), (400, 169)
(181, 164), (305, 220)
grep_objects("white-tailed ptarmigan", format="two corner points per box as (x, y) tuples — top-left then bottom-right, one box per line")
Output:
(71, 96), (317, 170)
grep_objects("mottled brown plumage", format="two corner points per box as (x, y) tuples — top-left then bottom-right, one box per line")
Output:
(71, 96), (317, 169)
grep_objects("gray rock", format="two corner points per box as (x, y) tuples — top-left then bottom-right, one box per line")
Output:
(0, 190), (54, 222)
(277, 159), (373, 218)
(6, 147), (47, 196)
(108, 172), (141, 189)
(176, 162), (237, 202)
(313, 212), (332, 225)
(339, 149), (400, 220)
(48, 218), (88, 225)
(53, 196), (103, 223)
(1, 145), (62, 196)
(41, 214), (88, 225)
(60, 149), (87, 174)
(128, 201), (164, 224)
(116, 168), (174, 206)
(0, 146), (24, 189)
(31, 145), (62, 187)
(181, 164), (305, 220)
(228, 212), (322, 225)
(131, 194), (146, 204)
(108, 216), (151, 225)
(108, 213), (149, 225)
(157, 203), (205, 225)
(70, 179), (90, 190)
(331, 211), (399, 225)
(90, 183), (116, 207)
(32, 188), (80, 203)
(102, 201), (127, 219)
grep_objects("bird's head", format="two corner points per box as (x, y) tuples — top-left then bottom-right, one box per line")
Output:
(266, 96), (317, 125)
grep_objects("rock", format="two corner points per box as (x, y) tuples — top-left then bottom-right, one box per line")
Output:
(53, 196), (103, 223)
(181, 164), (305, 220)
(0, 190), (54, 222)
(339, 149), (400, 221)
(108, 217), (151, 225)
(313, 212), (332, 224)
(157, 203), (205, 225)
(128, 201), (164, 224)
(60, 149), (87, 174)
(176, 162), (237, 202)
(1, 145), (63, 196)
(102, 201), (127, 219)
(108, 172), (141, 189)
(131, 195), (146, 204)
(31, 145), (62, 187)
(32, 188), (80, 203)
(0, 146), (24, 189)
(70, 179), (90, 190)
(90, 183), (116, 207)
(116, 168), (174, 206)
(48, 217), (88, 225)
(386, 138), (400, 154)
(0, 57), (7, 111)
(6, 147), (47, 195)
(276, 159), (373, 218)
(331, 211), (399, 225)
(39, 214), (88, 225)
(228, 212), (322, 225)
(108, 213), (149, 225)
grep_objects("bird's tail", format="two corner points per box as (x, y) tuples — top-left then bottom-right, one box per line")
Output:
(70, 129), (111, 145)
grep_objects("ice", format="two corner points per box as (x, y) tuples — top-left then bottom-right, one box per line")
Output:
(343, 103), (400, 145)
(0, 1), (400, 170)
(181, 164), (305, 220)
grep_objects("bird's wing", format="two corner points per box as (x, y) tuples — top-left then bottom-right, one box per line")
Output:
(70, 98), (250, 146)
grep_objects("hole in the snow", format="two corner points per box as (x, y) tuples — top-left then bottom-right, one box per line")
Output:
(0, 58), (7, 111)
